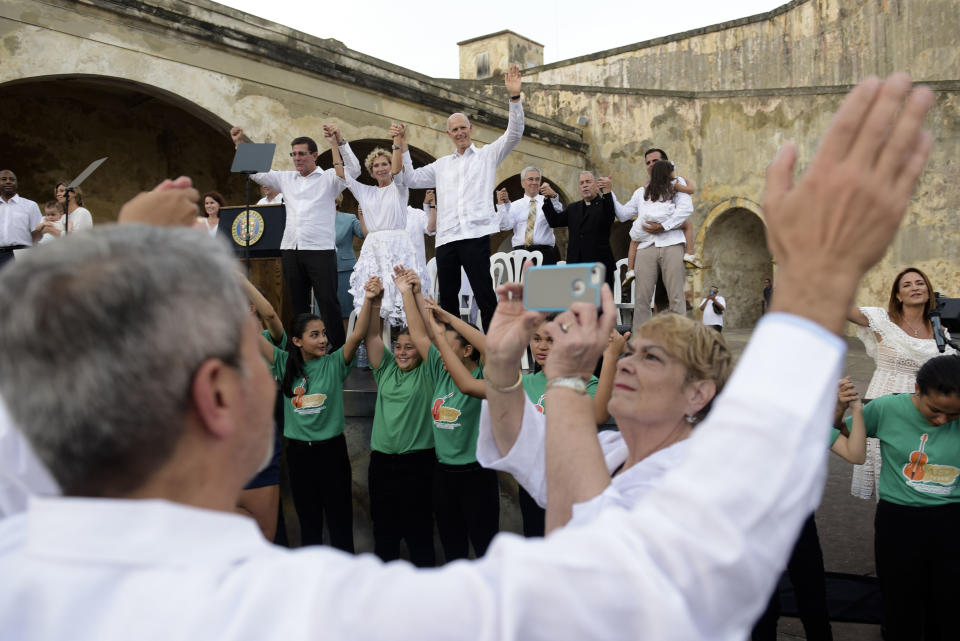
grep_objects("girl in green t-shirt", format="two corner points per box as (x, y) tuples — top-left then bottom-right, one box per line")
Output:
(395, 268), (500, 562)
(837, 356), (960, 639)
(256, 276), (382, 553)
(364, 273), (437, 567)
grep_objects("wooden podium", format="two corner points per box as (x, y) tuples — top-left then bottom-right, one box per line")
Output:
(219, 203), (293, 329)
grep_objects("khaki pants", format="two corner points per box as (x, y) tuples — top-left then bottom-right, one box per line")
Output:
(632, 243), (686, 330)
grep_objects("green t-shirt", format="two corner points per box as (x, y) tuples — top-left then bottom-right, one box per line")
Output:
(271, 345), (354, 442)
(428, 345), (483, 465)
(835, 394), (960, 506)
(522, 370), (599, 415)
(262, 329), (287, 349)
(371, 348), (436, 454)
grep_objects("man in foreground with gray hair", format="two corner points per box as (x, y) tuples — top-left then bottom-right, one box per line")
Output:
(495, 166), (561, 264)
(0, 73), (933, 640)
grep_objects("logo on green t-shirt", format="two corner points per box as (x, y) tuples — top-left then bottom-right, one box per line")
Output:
(902, 432), (960, 495)
(291, 378), (328, 415)
(432, 391), (462, 428)
(534, 394), (546, 414)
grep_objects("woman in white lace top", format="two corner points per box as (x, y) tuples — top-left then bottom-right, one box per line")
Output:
(846, 267), (953, 498)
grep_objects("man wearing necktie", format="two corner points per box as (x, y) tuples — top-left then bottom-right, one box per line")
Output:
(495, 167), (560, 265)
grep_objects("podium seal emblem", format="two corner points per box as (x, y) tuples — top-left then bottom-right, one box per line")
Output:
(232, 210), (265, 246)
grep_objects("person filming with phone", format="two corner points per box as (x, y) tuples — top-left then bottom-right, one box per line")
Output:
(699, 285), (726, 333)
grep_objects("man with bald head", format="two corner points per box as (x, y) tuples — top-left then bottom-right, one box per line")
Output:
(400, 66), (524, 331)
(0, 170), (42, 269)
(542, 171), (633, 288)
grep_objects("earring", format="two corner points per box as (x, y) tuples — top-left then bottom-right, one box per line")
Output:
(685, 415), (696, 424)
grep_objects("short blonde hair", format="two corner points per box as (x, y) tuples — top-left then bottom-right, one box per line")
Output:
(636, 313), (734, 422)
(364, 148), (392, 175)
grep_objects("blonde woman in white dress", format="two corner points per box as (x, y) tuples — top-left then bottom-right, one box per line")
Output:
(329, 125), (426, 326)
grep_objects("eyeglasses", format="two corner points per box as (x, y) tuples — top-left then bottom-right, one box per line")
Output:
(289, 151), (313, 158)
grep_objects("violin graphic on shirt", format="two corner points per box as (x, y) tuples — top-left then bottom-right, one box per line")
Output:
(903, 433), (928, 481)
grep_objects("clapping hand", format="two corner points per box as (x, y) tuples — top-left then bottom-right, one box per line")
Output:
(365, 276), (384, 300)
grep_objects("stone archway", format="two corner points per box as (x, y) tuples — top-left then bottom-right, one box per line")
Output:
(695, 198), (772, 329)
(0, 75), (243, 220)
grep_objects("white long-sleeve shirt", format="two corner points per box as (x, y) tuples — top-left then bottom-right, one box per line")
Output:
(613, 178), (692, 248)
(497, 193), (560, 247)
(402, 101), (524, 247)
(251, 143), (360, 250)
(0, 314), (843, 641)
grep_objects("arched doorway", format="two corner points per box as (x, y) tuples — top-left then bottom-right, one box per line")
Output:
(0, 75), (242, 220)
(695, 199), (772, 329)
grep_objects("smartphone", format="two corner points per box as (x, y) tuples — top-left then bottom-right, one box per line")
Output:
(523, 263), (606, 312)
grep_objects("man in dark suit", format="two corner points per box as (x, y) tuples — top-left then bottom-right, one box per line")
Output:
(542, 171), (632, 287)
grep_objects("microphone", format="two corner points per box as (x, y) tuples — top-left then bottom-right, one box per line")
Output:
(929, 308), (947, 353)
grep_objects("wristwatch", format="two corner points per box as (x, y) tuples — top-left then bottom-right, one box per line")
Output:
(391, 145), (402, 150)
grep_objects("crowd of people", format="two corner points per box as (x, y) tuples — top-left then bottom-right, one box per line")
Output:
(0, 70), (956, 641)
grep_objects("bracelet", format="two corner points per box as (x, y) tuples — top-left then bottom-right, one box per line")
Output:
(332, 161), (344, 166)
(337, 139), (348, 145)
(510, 94), (521, 101)
(391, 145), (402, 150)
(426, 204), (436, 209)
(486, 370), (523, 393)
(545, 376), (589, 395)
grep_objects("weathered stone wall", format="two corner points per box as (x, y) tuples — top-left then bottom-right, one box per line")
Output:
(525, 0), (959, 90)
(0, 0), (586, 225)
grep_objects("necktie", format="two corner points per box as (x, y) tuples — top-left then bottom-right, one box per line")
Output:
(524, 198), (537, 247)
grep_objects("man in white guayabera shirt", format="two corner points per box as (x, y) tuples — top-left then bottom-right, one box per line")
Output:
(399, 65), (524, 332)
(0, 73), (934, 641)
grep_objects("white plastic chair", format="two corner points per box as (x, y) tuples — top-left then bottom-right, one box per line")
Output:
(508, 249), (542, 283)
(489, 251), (511, 286)
(613, 257), (635, 326)
(346, 307), (392, 349)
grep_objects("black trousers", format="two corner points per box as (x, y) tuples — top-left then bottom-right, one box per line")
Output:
(368, 449), (436, 567)
(433, 462), (500, 562)
(752, 513), (832, 641)
(281, 249), (345, 349)
(512, 244), (560, 266)
(708, 324), (723, 333)
(285, 434), (355, 553)
(436, 236), (496, 332)
(518, 485), (546, 538)
(875, 500), (960, 640)
(0, 246), (26, 270)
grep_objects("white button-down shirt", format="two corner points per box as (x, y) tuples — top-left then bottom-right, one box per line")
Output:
(0, 194), (42, 247)
(497, 193), (560, 247)
(402, 101), (524, 247)
(0, 314), (843, 641)
(612, 178), (692, 248)
(0, 398), (58, 519)
(252, 144), (360, 250)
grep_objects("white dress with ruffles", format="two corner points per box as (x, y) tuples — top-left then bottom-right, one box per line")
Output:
(850, 306), (954, 499)
(343, 172), (429, 326)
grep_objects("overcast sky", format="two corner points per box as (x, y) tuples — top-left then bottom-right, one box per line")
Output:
(215, 0), (788, 78)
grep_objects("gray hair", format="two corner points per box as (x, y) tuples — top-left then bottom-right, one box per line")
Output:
(447, 112), (471, 130)
(579, 171), (596, 181)
(0, 226), (249, 496)
(521, 167), (542, 180)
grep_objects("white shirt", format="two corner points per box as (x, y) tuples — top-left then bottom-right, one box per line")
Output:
(613, 178), (692, 248)
(0, 397), (58, 519)
(402, 100), (524, 247)
(701, 295), (726, 326)
(497, 193), (560, 247)
(0, 194), (42, 247)
(251, 144), (360, 250)
(0, 314), (843, 641)
(342, 173), (408, 234)
(404, 206), (434, 278)
(255, 193), (283, 205)
(477, 408), (690, 525)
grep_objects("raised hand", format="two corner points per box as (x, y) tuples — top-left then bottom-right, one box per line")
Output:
(763, 73), (934, 333)
(424, 189), (436, 207)
(391, 123), (407, 144)
(118, 176), (199, 227)
(540, 182), (557, 198)
(837, 376), (860, 408)
(230, 126), (245, 146)
(322, 125), (339, 148)
(504, 64), (522, 98)
(605, 328), (629, 357)
(485, 282), (546, 374)
(323, 124), (344, 145)
(596, 176), (612, 194)
(365, 276), (384, 300)
(542, 285), (617, 380)
(496, 188), (510, 205)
